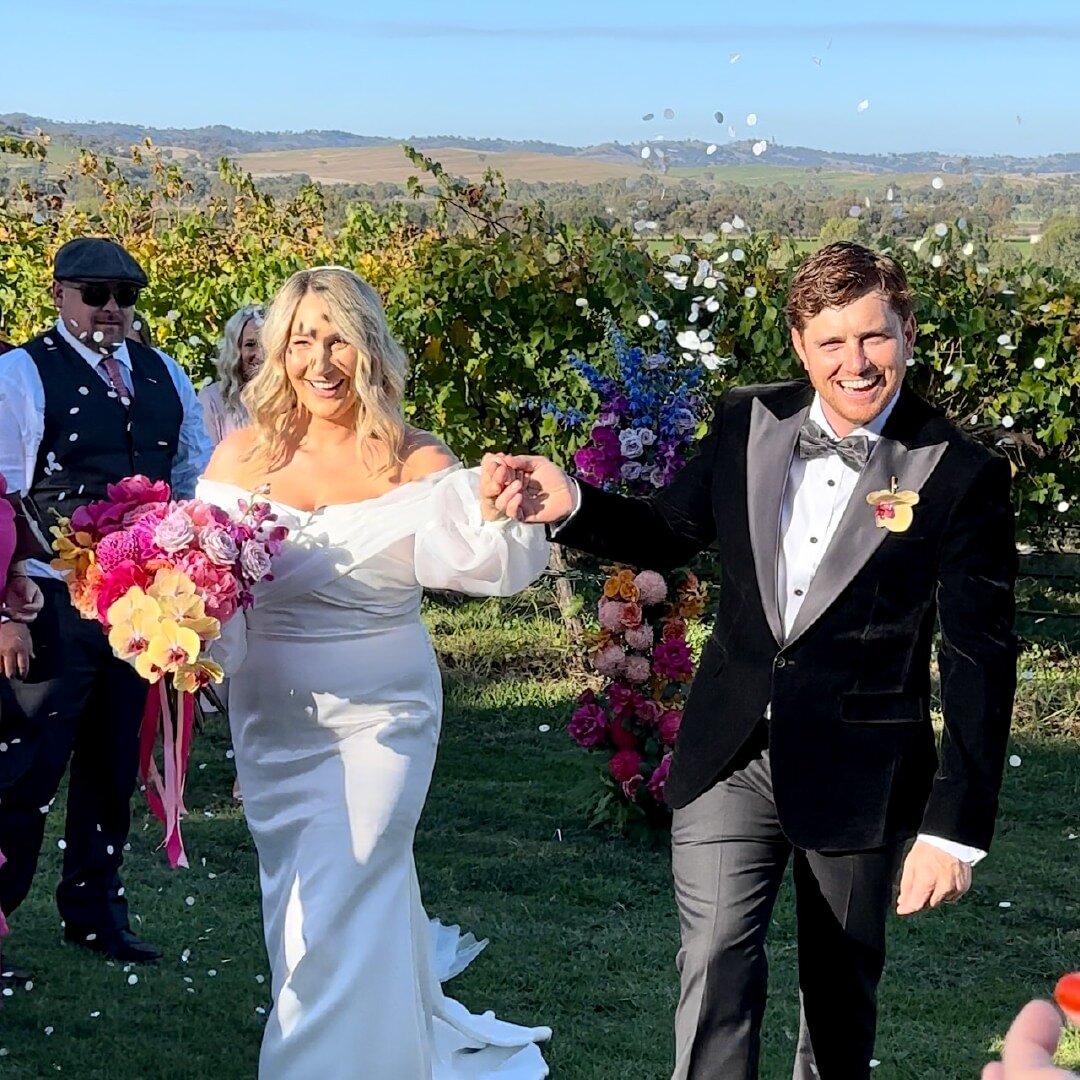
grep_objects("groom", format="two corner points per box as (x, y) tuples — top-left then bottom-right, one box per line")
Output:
(483, 242), (1017, 1079)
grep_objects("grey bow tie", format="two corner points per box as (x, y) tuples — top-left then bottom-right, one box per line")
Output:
(796, 419), (870, 472)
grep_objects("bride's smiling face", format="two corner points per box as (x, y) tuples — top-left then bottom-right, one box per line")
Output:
(285, 291), (360, 422)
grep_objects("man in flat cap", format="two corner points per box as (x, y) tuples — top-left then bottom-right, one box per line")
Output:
(0, 237), (212, 969)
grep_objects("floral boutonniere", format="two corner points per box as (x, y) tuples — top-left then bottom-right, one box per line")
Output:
(866, 477), (920, 533)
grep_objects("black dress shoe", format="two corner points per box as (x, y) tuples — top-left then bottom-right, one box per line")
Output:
(63, 925), (162, 963)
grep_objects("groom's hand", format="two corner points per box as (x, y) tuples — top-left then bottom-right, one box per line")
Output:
(480, 453), (576, 524)
(896, 840), (972, 915)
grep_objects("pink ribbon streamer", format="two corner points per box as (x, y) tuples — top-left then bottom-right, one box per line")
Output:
(138, 680), (194, 869)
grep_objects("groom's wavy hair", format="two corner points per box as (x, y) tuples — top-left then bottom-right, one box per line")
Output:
(244, 267), (408, 470)
(785, 242), (915, 333)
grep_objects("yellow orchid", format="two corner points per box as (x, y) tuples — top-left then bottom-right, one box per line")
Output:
(107, 587), (164, 659)
(135, 618), (202, 683)
(181, 613), (221, 642)
(173, 659), (225, 694)
(147, 569), (204, 621)
(866, 477), (920, 533)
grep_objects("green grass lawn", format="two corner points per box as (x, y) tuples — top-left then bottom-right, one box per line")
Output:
(0, 595), (1077, 1078)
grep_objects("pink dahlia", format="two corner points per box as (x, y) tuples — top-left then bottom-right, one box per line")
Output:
(634, 570), (668, 606)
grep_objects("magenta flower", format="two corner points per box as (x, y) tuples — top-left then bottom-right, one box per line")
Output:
(658, 710), (682, 745)
(609, 749), (644, 783)
(568, 703), (609, 748)
(648, 755), (672, 803)
(653, 639), (693, 681)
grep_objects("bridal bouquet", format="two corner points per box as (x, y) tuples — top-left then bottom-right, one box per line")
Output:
(51, 475), (287, 867)
(569, 568), (707, 828)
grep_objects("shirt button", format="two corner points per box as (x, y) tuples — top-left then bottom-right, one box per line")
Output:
(810, 536), (819, 543)
(827, 479), (836, 487)
(794, 589), (804, 597)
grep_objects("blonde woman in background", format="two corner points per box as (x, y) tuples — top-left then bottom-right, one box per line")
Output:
(197, 267), (551, 1078)
(198, 304), (264, 444)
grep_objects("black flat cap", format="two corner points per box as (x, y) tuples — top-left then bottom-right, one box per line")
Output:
(53, 237), (148, 287)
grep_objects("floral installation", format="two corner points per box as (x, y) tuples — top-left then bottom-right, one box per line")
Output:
(561, 324), (705, 495)
(50, 475), (287, 867)
(569, 567), (708, 827)
(550, 323), (712, 830)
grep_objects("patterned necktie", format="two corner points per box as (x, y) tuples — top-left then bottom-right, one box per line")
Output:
(796, 419), (870, 472)
(98, 354), (132, 408)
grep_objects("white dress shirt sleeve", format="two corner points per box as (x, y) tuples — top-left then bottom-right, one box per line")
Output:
(0, 348), (46, 494)
(916, 833), (987, 865)
(158, 351), (213, 499)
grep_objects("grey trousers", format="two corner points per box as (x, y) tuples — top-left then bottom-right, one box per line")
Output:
(670, 744), (904, 1080)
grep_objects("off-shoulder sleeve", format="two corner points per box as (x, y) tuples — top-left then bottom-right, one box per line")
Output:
(413, 467), (550, 596)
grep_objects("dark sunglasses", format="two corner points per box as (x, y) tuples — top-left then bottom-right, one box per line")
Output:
(69, 282), (142, 308)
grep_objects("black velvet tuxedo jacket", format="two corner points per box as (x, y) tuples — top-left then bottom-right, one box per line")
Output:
(555, 381), (1018, 853)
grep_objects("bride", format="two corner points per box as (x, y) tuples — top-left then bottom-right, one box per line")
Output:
(198, 267), (551, 1078)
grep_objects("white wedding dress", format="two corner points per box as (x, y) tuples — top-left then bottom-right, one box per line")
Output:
(196, 466), (551, 1079)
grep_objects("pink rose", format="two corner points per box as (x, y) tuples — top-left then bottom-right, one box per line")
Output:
(200, 526), (240, 568)
(240, 539), (273, 584)
(568, 703), (608, 748)
(598, 599), (626, 633)
(636, 699), (663, 727)
(623, 655), (651, 684)
(658, 709), (682, 745)
(153, 507), (196, 553)
(609, 749), (643, 784)
(180, 499), (230, 529)
(624, 623), (654, 651)
(96, 560), (150, 625)
(634, 570), (668, 606)
(621, 775), (643, 801)
(653, 639), (693, 681)
(592, 642), (626, 678)
(648, 755), (672, 803)
(174, 550), (240, 621)
(662, 618), (687, 642)
(619, 602), (644, 630)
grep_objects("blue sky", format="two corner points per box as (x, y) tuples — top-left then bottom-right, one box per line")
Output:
(7, 1), (1080, 155)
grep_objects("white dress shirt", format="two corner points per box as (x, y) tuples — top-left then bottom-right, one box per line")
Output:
(560, 390), (985, 864)
(0, 319), (213, 579)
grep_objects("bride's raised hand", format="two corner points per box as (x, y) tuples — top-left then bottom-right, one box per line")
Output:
(490, 454), (575, 525)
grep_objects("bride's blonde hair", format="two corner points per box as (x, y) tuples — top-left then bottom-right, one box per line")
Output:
(244, 266), (408, 469)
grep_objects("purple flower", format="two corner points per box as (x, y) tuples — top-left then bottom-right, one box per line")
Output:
(240, 539), (272, 583)
(200, 526), (240, 568)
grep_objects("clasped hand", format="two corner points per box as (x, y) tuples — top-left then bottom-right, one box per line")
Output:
(479, 453), (575, 524)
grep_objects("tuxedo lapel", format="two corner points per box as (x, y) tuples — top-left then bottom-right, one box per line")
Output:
(746, 391), (812, 645)
(786, 391), (948, 646)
